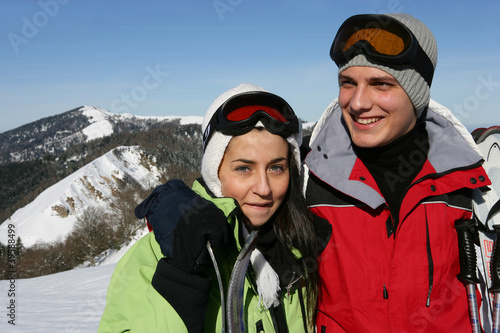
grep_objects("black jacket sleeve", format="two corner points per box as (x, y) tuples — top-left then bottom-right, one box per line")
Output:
(151, 258), (212, 332)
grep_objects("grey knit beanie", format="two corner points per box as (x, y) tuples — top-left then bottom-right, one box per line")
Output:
(338, 13), (438, 117)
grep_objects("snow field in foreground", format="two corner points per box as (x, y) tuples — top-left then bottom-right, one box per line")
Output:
(1, 263), (116, 332)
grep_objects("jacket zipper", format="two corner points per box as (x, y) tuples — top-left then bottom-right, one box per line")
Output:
(285, 272), (303, 301)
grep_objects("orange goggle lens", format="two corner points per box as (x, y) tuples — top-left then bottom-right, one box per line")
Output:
(341, 27), (410, 56)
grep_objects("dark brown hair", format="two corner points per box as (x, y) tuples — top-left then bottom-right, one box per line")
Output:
(273, 143), (320, 322)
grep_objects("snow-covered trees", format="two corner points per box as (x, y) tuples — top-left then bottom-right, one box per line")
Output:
(68, 207), (115, 267)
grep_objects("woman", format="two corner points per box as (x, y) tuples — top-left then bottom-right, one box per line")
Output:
(98, 83), (331, 332)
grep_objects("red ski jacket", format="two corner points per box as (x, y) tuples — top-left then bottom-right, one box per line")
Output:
(305, 99), (491, 332)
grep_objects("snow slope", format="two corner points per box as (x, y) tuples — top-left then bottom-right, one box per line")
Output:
(81, 106), (116, 140)
(0, 146), (162, 248)
(0, 227), (148, 333)
(0, 263), (115, 332)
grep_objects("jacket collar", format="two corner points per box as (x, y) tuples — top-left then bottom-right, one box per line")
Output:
(305, 99), (485, 209)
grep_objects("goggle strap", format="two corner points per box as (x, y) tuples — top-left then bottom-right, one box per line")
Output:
(203, 110), (297, 152)
(203, 112), (219, 151)
(414, 44), (434, 86)
(219, 115), (295, 137)
(333, 38), (434, 86)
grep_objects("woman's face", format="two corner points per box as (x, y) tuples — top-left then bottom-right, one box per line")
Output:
(219, 129), (290, 227)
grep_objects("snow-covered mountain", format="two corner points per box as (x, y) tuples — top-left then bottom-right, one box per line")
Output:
(0, 145), (165, 248)
(0, 105), (202, 164)
(0, 104), (204, 247)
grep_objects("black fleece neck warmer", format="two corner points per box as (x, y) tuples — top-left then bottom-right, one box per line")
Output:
(353, 121), (429, 216)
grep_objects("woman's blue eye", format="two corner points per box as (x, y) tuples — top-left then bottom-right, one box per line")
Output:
(235, 166), (250, 172)
(270, 165), (285, 172)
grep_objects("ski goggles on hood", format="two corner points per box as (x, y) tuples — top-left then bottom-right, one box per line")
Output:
(203, 91), (299, 151)
(330, 14), (434, 85)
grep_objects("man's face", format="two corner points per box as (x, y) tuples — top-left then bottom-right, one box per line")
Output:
(338, 66), (417, 148)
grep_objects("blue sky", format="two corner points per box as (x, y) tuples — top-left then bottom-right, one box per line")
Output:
(1, 0), (499, 134)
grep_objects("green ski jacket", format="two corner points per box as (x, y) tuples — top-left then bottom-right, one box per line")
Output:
(98, 180), (313, 332)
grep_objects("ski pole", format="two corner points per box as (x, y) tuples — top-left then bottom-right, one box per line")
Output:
(490, 225), (500, 333)
(455, 219), (482, 333)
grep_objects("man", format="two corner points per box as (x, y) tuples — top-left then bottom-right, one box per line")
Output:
(305, 13), (491, 332)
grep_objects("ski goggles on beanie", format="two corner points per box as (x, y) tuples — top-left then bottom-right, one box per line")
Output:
(330, 14), (434, 85)
(203, 91), (299, 151)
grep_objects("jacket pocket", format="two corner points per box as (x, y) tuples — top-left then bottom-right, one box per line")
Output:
(316, 310), (347, 332)
(255, 319), (264, 332)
